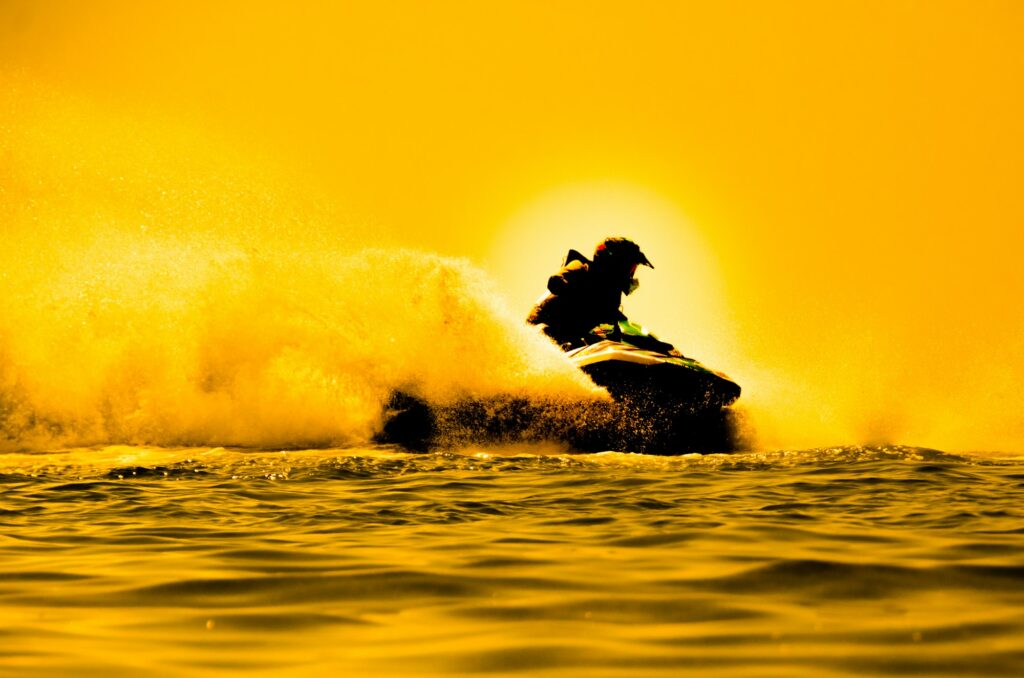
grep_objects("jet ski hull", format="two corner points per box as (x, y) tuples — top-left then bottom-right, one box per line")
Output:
(376, 340), (742, 454)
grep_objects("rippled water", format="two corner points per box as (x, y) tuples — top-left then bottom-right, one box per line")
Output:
(1, 444), (1022, 677)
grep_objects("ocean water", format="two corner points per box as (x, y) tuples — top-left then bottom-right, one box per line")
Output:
(1, 444), (1022, 677)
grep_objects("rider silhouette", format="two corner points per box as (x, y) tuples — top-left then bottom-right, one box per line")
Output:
(527, 237), (654, 349)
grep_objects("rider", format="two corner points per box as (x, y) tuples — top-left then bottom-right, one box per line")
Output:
(527, 237), (657, 350)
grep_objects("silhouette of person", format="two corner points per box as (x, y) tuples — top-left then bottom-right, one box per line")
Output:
(527, 237), (654, 349)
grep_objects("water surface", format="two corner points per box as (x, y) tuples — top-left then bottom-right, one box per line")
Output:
(1, 445), (1022, 676)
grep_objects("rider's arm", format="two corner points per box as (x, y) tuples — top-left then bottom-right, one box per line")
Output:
(547, 260), (588, 295)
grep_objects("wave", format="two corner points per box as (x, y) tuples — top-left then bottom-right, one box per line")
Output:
(0, 240), (597, 451)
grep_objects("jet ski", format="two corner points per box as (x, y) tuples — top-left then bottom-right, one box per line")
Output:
(375, 320), (741, 454)
(569, 319), (739, 409)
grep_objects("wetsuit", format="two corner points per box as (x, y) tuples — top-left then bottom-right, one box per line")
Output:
(527, 251), (627, 348)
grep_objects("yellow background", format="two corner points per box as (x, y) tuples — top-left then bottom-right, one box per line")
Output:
(2, 0), (1022, 450)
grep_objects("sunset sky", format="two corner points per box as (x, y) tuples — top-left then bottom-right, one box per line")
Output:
(2, 0), (1022, 450)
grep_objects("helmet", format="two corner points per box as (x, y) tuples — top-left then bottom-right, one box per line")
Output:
(592, 237), (654, 269)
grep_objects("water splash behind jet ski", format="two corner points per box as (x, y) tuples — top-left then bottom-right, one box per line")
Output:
(377, 319), (741, 454)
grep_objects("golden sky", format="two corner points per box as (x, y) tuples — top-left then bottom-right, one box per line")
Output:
(2, 0), (1022, 450)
